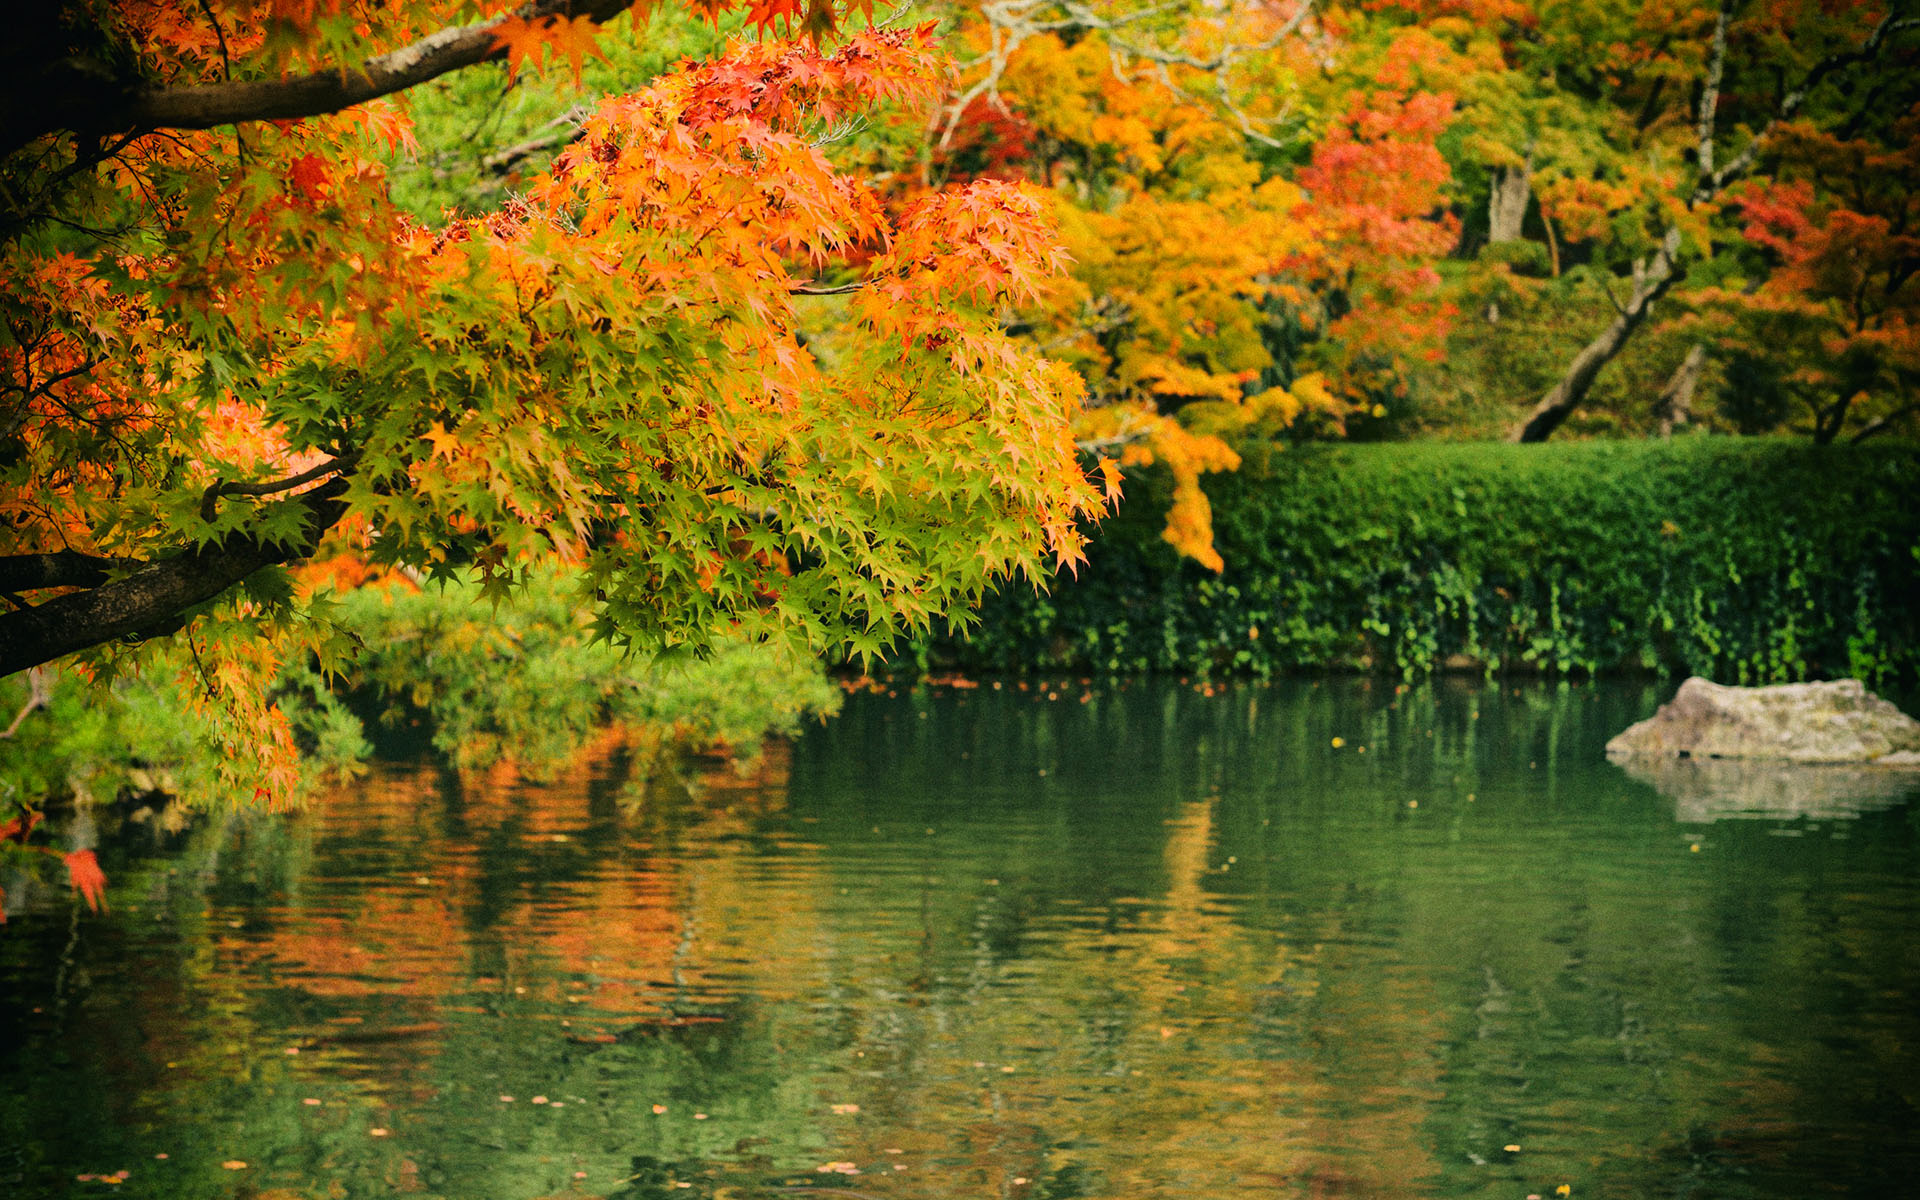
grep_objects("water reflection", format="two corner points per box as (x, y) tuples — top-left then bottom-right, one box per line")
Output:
(2, 679), (1917, 1199)
(1614, 754), (1920, 822)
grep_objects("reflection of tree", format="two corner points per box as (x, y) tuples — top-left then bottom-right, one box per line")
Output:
(6, 680), (1919, 1198)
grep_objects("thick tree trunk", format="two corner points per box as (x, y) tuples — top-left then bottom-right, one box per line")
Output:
(1508, 229), (1683, 442)
(1652, 343), (1706, 435)
(1487, 163), (1532, 245)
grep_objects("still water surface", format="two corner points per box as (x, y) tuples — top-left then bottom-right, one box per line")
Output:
(3, 679), (1918, 1199)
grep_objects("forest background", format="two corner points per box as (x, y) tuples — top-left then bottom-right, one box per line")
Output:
(2, 0), (1917, 904)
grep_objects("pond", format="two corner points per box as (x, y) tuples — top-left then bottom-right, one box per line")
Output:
(3, 678), (1918, 1199)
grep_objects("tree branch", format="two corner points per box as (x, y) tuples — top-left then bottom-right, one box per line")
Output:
(0, 477), (351, 677)
(1850, 400), (1919, 442)
(1694, 0), (1731, 187)
(4, 0), (639, 157)
(481, 104), (593, 175)
(199, 451), (361, 522)
(0, 550), (142, 594)
(1697, 10), (1920, 204)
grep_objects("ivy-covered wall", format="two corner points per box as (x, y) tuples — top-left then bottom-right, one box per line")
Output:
(930, 439), (1920, 682)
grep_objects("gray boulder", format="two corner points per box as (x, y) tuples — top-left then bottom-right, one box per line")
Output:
(1605, 676), (1920, 764)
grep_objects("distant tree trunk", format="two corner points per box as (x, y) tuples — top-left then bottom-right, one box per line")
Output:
(1508, 228), (1683, 443)
(1487, 161), (1531, 245)
(1483, 160), (1533, 323)
(1652, 343), (1706, 435)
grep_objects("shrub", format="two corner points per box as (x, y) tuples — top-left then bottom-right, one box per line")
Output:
(931, 438), (1920, 683)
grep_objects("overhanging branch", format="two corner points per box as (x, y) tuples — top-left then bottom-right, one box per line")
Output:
(3, 0), (639, 157)
(0, 550), (141, 594)
(0, 477), (351, 677)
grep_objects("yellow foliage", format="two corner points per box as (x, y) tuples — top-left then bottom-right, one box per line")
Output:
(1076, 401), (1241, 571)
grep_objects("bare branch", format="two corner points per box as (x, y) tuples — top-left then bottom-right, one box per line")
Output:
(199, 451), (362, 522)
(1695, 0), (1731, 186)
(0, 667), (51, 738)
(480, 105), (593, 175)
(1696, 10), (1920, 205)
(932, 0), (1313, 157)
(1850, 400), (1919, 442)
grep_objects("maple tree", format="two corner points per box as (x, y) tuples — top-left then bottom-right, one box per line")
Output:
(1362, 0), (1920, 441)
(0, 1), (1107, 687)
(1694, 115), (1920, 442)
(911, 0), (1460, 567)
(0, 1), (1120, 914)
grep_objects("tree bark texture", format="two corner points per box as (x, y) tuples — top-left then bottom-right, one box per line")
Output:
(1487, 163), (1532, 245)
(0, 0), (638, 157)
(1653, 343), (1706, 436)
(0, 478), (349, 677)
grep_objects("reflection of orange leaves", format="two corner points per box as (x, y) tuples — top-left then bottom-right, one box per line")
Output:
(64, 850), (108, 913)
(1, 809), (43, 844)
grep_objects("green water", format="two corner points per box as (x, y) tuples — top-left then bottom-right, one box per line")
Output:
(3, 679), (1917, 1199)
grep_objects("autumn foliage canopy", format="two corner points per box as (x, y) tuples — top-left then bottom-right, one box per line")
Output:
(0, 1), (1108, 708)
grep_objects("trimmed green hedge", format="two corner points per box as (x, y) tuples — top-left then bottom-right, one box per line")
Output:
(929, 439), (1920, 682)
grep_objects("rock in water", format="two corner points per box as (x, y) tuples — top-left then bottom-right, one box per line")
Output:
(1606, 677), (1920, 764)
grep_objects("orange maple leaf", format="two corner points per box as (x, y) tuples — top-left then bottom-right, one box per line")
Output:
(489, 13), (606, 86)
(287, 153), (330, 204)
(64, 849), (108, 913)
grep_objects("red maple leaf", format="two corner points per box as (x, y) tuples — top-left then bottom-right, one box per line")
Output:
(64, 849), (108, 913)
(0, 808), (42, 843)
(287, 153), (329, 204)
